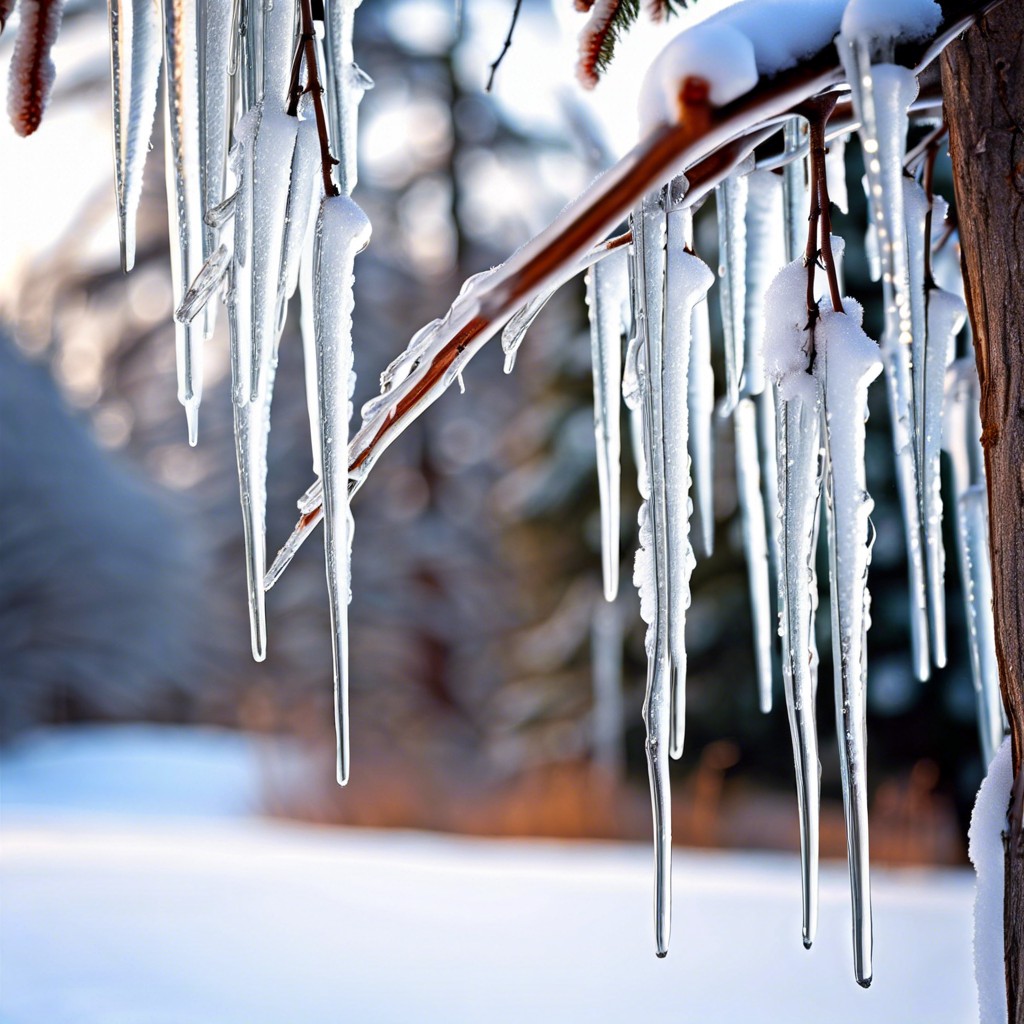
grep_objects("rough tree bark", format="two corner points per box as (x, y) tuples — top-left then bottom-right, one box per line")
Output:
(942, 3), (1024, 1020)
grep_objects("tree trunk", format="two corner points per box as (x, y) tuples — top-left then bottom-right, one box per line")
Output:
(942, 3), (1024, 1020)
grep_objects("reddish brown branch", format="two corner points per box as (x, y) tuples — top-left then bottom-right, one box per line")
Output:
(288, 0), (340, 197)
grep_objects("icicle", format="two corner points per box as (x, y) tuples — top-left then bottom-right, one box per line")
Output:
(782, 117), (808, 263)
(630, 192), (673, 956)
(108, 0), (161, 273)
(248, 108), (298, 399)
(299, 188), (323, 477)
(840, 35), (929, 680)
(585, 248), (628, 602)
(740, 169), (786, 714)
(196, 0), (234, 335)
(227, 106), (264, 659)
(622, 333), (648, 501)
(313, 194), (371, 786)
(175, 243), (230, 324)
(688, 278), (715, 560)
(825, 131), (849, 216)
(764, 257), (823, 952)
(815, 297), (883, 990)
(943, 360), (1003, 766)
(716, 171), (749, 416)
(277, 113), (320, 328)
(904, 177), (945, 665)
(160, 0), (207, 443)
(261, 0), (295, 111)
(502, 289), (555, 375)
(323, 0), (372, 197)
(664, 211), (715, 760)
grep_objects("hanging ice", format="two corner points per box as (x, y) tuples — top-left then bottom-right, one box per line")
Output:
(905, 178), (948, 666)
(815, 297), (883, 989)
(943, 360), (1003, 766)
(160, 0), (206, 443)
(664, 206), (715, 758)
(764, 257), (823, 951)
(630, 193), (673, 956)
(585, 248), (629, 602)
(323, 0), (372, 197)
(680, 208), (715, 560)
(781, 118), (808, 263)
(502, 289), (555, 375)
(313, 194), (371, 785)
(839, 37), (929, 680)
(716, 172), (748, 416)
(277, 113), (321, 325)
(196, 0), (234, 332)
(107, 0), (161, 273)
(739, 169), (786, 714)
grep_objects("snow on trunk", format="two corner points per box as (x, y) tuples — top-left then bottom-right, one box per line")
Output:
(969, 737), (1012, 1024)
(108, 0), (161, 274)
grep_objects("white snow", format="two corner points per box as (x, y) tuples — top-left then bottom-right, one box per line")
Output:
(0, 725), (979, 1024)
(638, 22), (758, 134)
(840, 0), (942, 43)
(969, 737), (1012, 1024)
(763, 258), (816, 405)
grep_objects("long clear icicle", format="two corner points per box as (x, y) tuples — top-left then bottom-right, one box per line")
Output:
(905, 179), (949, 667)
(716, 172), (748, 416)
(630, 193), (672, 957)
(740, 169), (786, 715)
(839, 37), (929, 680)
(197, 0), (234, 334)
(665, 202), (714, 760)
(313, 195), (371, 786)
(108, 0), (161, 274)
(160, 0), (206, 443)
(816, 297), (883, 988)
(943, 360), (1004, 765)
(585, 249), (628, 603)
(683, 209), (715, 560)
(764, 258), (823, 951)
(323, 0), (371, 197)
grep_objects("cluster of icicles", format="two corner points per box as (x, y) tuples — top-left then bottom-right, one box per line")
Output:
(108, 0), (370, 783)
(104, 0), (1005, 989)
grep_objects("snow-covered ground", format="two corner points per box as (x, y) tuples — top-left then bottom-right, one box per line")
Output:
(1, 726), (977, 1023)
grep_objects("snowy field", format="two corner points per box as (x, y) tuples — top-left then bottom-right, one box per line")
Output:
(1, 726), (978, 1023)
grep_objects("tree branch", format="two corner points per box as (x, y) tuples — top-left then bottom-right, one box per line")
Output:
(269, 0), (995, 576)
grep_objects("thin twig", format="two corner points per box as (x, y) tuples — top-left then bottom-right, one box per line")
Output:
(288, 0), (340, 197)
(810, 95), (843, 315)
(486, 0), (523, 92)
